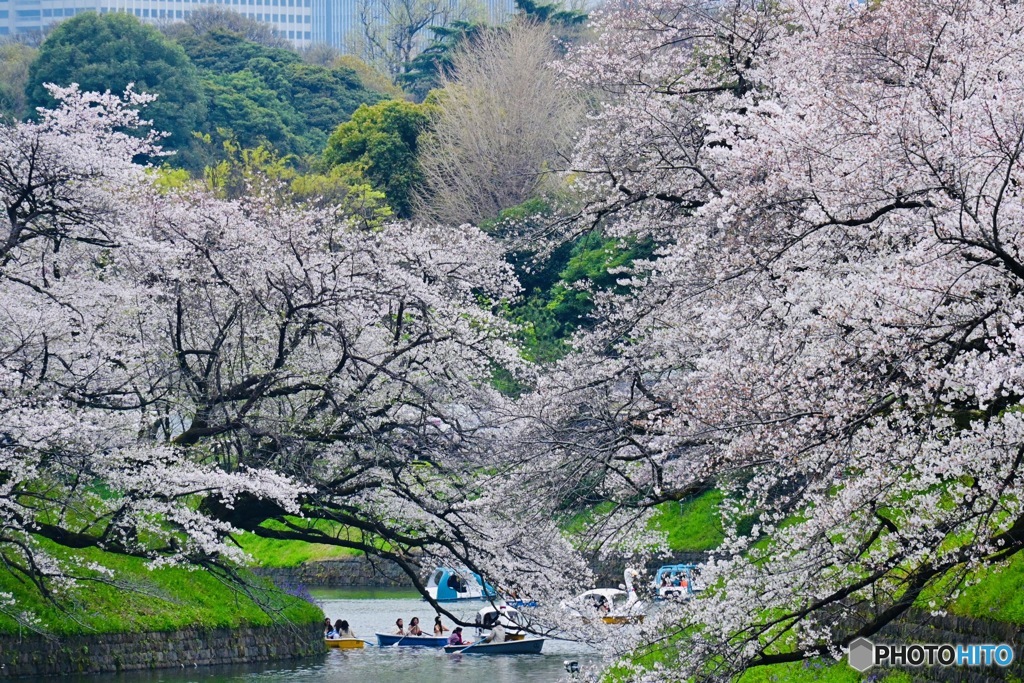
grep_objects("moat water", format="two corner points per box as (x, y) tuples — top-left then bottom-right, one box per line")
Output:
(64, 589), (598, 683)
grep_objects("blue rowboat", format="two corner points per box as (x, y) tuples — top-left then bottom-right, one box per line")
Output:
(375, 633), (449, 648)
(443, 638), (545, 655)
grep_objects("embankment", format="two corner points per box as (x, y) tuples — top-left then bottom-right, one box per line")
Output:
(0, 622), (323, 678)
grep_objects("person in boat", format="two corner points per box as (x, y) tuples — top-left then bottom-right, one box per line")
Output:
(336, 620), (355, 638)
(447, 626), (470, 646)
(482, 622), (505, 644)
(408, 617), (424, 636)
(394, 618), (405, 635)
(433, 615), (449, 635)
(596, 595), (611, 613)
(324, 617), (337, 638)
(446, 573), (467, 593)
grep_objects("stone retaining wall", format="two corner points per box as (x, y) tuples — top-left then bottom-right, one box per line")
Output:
(0, 622), (324, 679)
(255, 556), (414, 588)
(877, 609), (1024, 682)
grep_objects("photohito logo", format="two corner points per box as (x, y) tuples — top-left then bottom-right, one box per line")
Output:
(847, 638), (1014, 672)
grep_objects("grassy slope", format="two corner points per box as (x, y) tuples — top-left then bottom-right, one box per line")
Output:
(737, 661), (912, 683)
(0, 539), (322, 636)
(617, 490), (1024, 681)
(235, 531), (361, 568)
(232, 519), (369, 568)
(648, 490), (726, 552)
(925, 552), (1024, 624)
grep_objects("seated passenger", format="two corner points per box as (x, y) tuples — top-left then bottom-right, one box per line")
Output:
(434, 616), (449, 635)
(337, 620), (355, 638)
(483, 622), (505, 644)
(447, 626), (469, 646)
(408, 617), (424, 636)
(394, 618), (405, 635)
(323, 617), (337, 638)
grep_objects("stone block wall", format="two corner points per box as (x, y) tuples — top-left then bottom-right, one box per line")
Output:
(256, 556), (414, 588)
(0, 622), (324, 679)
(877, 609), (1024, 682)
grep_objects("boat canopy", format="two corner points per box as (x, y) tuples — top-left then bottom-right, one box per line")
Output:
(474, 604), (526, 635)
(425, 567), (496, 602)
(653, 563), (704, 598)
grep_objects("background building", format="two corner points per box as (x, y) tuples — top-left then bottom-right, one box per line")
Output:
(0, 0), (314, 45)
(1, 0), (515, 49)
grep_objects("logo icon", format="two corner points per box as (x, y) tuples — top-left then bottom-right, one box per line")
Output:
(848, 637), (875, 672)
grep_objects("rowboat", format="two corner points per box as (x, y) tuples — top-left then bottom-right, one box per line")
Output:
(375, 633), (449, 647)
(325, 637), (364, 649)
(443, 638), (545, 655)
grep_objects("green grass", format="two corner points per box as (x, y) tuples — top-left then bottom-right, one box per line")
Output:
(0, 538), (322, 636)
(559, 501), (616, 538)
(649, 490), (726, 552)
(919, 551), (1024, 624)
(235, 532), (362, 568)
(737, 660), (911, 683)
(233, 518), (365, 568)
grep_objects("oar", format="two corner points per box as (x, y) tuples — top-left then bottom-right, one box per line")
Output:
(452, 635), (488, 654)
(391, 633), (410, 648)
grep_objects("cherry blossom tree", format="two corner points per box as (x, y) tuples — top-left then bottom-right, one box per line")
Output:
(0, 84), (588, 628)
(0, 87), (311, 615)
(508, 0), (1024, 677)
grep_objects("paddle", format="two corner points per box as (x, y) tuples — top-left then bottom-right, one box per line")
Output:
(451, 633), (489, 653)
(391, 633), (409, 648)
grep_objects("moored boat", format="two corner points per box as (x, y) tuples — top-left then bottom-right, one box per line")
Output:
(375, 633), (450, 647)
(443, 638), (545, 655)
(425, 567), (496, 602)
(325, 637), (365, 649)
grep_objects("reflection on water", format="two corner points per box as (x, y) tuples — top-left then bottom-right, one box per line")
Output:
(65, 591), (597, 683)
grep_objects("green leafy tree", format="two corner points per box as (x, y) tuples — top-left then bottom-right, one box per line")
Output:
(172, 25), (298, 72)
(0, 43), (37, 121)
(514, 0), (586, 29)
(321, 99), (433, 218)
(400, 20), (486, 102)
(398, 0), (586, 101)
(202, 71), (304, 154)
(27, 13), (206, 157)
(175, 27), (383, 157)
(482, 198), (655, 364)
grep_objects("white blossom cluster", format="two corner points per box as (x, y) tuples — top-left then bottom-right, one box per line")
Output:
(0, 85), (583, 621)
(507, 0), (1024, 678)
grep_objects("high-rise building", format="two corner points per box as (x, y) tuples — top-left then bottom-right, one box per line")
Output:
(310, 0), (514, 53)
(0, 0), (514, 49)
(0, 0), (315, 45)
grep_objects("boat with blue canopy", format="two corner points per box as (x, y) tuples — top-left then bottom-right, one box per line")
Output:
(653, 563), (704, 599)
(425, 567), (496, 602)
